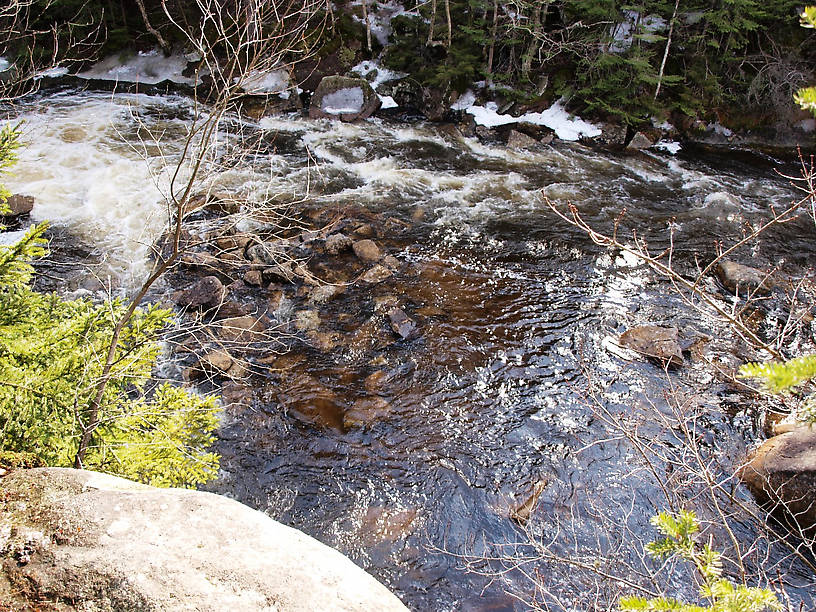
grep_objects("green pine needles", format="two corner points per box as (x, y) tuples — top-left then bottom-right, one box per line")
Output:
(739, 355), (816, 423)
(0, 126), (219, 488)
(620, 511), (781, 611)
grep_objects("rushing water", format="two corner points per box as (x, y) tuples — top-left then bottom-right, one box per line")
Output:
(4, 91), (816, 610)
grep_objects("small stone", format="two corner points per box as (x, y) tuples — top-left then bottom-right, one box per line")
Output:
(388, 308), (419, 340)
(626, 131), (654, 150)
(243, 269), (263, 286)
(325, 233), (353, 255)
(215, 234), (252, 252)
(353, 239), (382, 263)
(382, 255), (400, 270)
(360, 265), (393, 284)
(619, 325), (683, 366)
(294, 309), (321, 332)
(354, 224), (374, 237)
(173, 276), (225, 309)
(218, 315), (268, 342)
(213, 300), (253, 320)
(716, 260), (779, 295)
(309, 284), (345, 305)
(306, 331), (341, 352)
(201, 350), (234, 372)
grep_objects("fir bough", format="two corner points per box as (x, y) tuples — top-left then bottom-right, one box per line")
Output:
(0, 125), (219, 488)
(619, 511), (781, 611)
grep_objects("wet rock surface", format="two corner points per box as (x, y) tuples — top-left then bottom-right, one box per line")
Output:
(739, 426), (816, 533)
(0, 467), (408, 611)
(619, 325), (684, 366)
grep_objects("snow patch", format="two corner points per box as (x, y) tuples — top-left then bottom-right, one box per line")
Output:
(451, 90), (476, 111)
(78, 49), (197, 85)
(379, 95), (398, 109)
(351, 60), (405, 90)
(0, 57), (10, 72)
(710, 122), (733, 137)
(34, 66), (69, 80)
(466, 99), (601, 141)
(654, 140), (681, 154)
(321, 87), (365, 114)
(239, 69), (290, 96)
(609, 11), (667, 53)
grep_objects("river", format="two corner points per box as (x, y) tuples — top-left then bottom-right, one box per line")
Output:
(3, 90), (815, 611)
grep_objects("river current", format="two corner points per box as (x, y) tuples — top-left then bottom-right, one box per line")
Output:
(3, 91), (816, 610)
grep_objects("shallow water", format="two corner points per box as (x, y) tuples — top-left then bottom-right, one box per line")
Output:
(3, 91), (816, 610)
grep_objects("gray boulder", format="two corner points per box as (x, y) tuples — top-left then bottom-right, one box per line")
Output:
(626, 131), (654, 150)
(0, 467), (408, 611)
(739, 425), (816, 533)
(309, 76), (381, 121)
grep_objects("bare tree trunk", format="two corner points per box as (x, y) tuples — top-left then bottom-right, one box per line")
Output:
(486, 0), (498, 86)
(444, 0), (452, 48)
(135, 0), (171, 55)
(521, 2), (548, 81)
(361, 0), (372, 51)
(654, 0), (679, 101)
(427, 0), (437, 45)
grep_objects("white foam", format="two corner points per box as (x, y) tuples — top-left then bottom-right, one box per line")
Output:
(2, 94), (196, 285)
(466, 99), (601, 141)
(78, 49), (196, 85)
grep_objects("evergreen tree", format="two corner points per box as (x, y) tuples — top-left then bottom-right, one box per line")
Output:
(0, 125), (219, 488)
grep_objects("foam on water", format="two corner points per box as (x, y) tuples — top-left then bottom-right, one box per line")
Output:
(3, 94), (195, 286)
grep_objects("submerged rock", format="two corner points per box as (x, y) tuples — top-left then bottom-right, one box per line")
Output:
(738, 425), (816, 532)
(352, 239), (382, 263)
(388, 308), (419, 340)
(619, 325), (683, 366)
(0, 467), (408, 611)
(309, 76), (381, 122)
(716, 260), (780, 295)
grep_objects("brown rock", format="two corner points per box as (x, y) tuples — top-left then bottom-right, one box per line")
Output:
(325, 233), (353, 255)
(216, 234), (252, 252)
(619, 325), (683, 366)
(243, 269), (263, 286)
(4, 194), (34, 216)
(173, 276), (226, 309)
(388, 308), (419, 340)
(353, 239), (382, 263)
(382, 255), (400, 270)
(201, 350), (234, 372)
(716, 260), (780, 295)
(373, 295), (400, 314)
(738, 425), (816, 532)
(353, 224), (374, 237)
(506, 129), (538, 150)
(360, 265), (393, 284)
(306, 330), (341, 352)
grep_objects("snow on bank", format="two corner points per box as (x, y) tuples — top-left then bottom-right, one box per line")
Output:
(464, 99), (601, 141)
(78, 50), (197, 85)
(654, 141), (681, 154)
(0, 57), (10, 72)
(352, 60), (405, 109)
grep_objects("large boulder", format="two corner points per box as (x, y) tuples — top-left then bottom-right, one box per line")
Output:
(3, 194), (34, 216)
(738, 425), (816, 532)
(0, 467), (408, 611)
(309, 76), (381, 121)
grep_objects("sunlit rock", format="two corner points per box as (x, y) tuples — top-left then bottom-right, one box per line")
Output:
(0, 468), (408, 611)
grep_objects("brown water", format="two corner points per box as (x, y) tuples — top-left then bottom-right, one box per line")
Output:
(5, 92), (816, 610)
